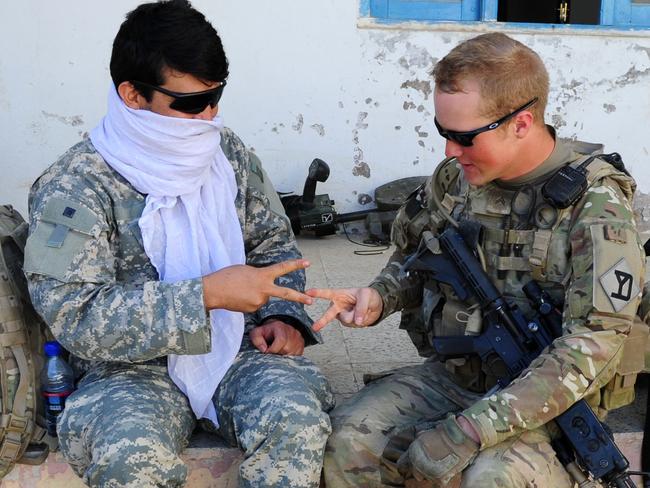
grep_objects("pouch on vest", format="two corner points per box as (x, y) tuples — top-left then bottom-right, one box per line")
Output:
(601, 316), (649, 411)
(0, 205), (57, 479)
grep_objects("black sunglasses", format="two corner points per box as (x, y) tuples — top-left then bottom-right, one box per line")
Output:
(434, 97), (538, 147)
(132, 80), (227, 115)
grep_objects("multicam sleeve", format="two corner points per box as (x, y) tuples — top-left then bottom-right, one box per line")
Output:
(24, 185), (211, 363)
(369, 201), (428, 322)
(462, 176), (645, 449)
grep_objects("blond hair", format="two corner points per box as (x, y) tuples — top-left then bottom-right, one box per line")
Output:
(432, 33), (549, 125)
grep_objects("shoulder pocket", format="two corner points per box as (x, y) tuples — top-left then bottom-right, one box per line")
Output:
(24, 198), (104, 282)
(588, 224), (642, 317)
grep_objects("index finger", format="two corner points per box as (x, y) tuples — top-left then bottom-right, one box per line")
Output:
(269, 284), (313, 305)
(312, 304), (343, 332)
(265, 259), (310, 279)
(305, 288), (337, 300)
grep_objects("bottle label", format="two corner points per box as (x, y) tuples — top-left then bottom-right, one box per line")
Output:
(42, 391), (73, 437)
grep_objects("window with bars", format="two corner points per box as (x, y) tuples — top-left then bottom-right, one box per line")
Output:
(363, 0), (650, 28)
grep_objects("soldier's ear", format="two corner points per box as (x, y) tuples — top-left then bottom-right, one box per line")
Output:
(512, 110), (534, 139)
(117, 81), (147, 110)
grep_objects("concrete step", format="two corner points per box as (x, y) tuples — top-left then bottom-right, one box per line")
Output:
(2, 432), (243, 488)
(3, 376), (648, 487)
(1, 429), (645, 487)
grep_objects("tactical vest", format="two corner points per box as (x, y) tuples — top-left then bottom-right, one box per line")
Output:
(395, 142), (647, 411)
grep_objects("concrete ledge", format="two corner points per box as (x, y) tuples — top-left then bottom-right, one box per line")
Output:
(615, 432), (643, 487)
(2, 432), (643, 487)
(3, 434), (243, 488)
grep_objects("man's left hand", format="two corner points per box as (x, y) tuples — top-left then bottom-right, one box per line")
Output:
(399, 415), (479, 487)
(250, 320), (305, 355)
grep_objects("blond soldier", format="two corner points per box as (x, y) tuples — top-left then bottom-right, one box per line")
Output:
(310, 33), (645, 488)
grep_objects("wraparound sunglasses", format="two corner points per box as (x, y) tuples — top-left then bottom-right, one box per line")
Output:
(434, 97), (538, 147)
(132, 80), (227, 115)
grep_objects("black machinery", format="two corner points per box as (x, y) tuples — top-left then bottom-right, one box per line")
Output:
(280, 158), (426, 241)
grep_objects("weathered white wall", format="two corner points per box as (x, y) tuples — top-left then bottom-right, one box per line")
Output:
(1, 1), (649, 218)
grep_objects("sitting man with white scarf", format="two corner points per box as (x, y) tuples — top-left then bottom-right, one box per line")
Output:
(23, 1), (334, 487)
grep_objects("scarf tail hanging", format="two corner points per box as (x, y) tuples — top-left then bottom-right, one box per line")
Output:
(90, 87), (246, 426)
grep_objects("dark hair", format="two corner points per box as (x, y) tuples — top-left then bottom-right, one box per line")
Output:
(110, 0), (229, 100)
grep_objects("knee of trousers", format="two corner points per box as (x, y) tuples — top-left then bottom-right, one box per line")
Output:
(57, 409), (187, 487)
(86, 436), (187, 487)
(241, 390), (331, 447)
(323, 423), (387, 488)
(461, 457), (524, 488)
(325, 420), (382, 464)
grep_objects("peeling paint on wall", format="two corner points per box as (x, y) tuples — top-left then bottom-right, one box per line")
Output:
(292, 114), (304, 133)
(352, 162), (371, 178)
(414, 125), (428, 138)
(310, 123), (325, 136)
(633, 191), (650, 234)
(397, 45), (435, 71)
(369, 32), (409, 54)
(593, 65), (650, 91)
(633, 45), (650, 60)
(353, 146), (364, 165)
(612, 65), (650, 88)
(551, 113), (567, 129)
(356, 112), (369, 130)
(42, 111), (84, 127)
(271, 122), (285, 134)
(357, 193), (373, 205)
(400, 79), (432, 100)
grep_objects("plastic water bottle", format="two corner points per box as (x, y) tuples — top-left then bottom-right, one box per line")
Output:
(40, 341), (74, 437)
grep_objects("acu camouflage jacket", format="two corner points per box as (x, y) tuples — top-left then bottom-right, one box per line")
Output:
(24, 128), (318, 371)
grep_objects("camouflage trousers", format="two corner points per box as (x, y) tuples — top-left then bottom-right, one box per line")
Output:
(324, 360), (573, 488)
(58, 344), (334, 488)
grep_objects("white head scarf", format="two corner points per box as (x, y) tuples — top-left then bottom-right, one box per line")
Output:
(90, 87), (245, 426)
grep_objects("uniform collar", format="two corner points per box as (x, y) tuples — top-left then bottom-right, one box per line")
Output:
(497, 126), (601, 189)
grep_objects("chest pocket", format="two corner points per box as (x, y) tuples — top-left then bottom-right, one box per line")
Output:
(467, 184), (571, 287)
(113, 201), (145, 248)
(24, 198), (106, 282)
(112, 200), (158, 282)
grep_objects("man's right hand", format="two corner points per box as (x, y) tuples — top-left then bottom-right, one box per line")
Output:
(306, 287), (384, 331)
(202, 259), (312, 312)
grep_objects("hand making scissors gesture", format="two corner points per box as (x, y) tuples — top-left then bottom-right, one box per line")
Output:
(306, 287), (384, 331)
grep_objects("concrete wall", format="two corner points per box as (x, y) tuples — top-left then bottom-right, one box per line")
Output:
(1, 1), (649, 218)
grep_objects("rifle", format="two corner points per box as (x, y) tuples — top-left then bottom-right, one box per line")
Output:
(403, 223), (636, 488)
(280, 158), (425, 239)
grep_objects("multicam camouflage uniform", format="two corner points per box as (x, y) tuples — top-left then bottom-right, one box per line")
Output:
(24, 128), (335, 488)
(324, 133), (645, 488)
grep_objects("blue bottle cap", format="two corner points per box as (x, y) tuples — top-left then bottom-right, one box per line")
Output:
(43, 341), (62, 357)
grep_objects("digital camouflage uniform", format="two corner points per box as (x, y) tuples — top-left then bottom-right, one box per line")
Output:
(24, 128), (335, 488)
(324, 133), (646, 488)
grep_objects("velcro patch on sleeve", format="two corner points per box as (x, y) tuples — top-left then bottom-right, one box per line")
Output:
(592, 224), (642, 315)
(599, 258), (639, 312)
(24, 197), (101, 281)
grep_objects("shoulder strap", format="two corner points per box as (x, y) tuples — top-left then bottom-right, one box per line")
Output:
(0, 206), (28, 253)
(425, 157), (463, 228)
(0, 205), (53, 475)
(529, 152), (632, 282)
